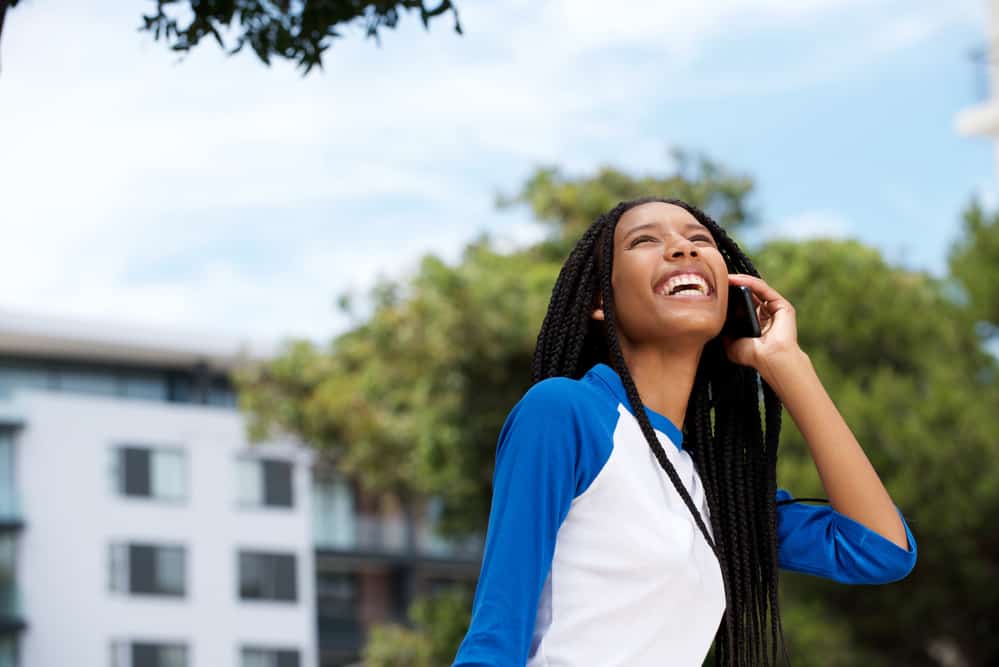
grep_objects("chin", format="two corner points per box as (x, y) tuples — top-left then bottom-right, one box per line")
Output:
(658, 320), (724, 344)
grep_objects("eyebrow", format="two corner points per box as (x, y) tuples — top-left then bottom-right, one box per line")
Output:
(623, 221), (712, 240)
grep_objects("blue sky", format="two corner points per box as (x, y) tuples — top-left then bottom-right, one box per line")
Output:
(0, 0), (993, 347)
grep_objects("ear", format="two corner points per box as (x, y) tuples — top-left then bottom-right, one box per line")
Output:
(591, 295), (605, 321)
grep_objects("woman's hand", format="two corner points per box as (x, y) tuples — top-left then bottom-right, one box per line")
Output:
(721, 274), (803, 382)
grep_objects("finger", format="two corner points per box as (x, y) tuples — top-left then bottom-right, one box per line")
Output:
(756, 302), (770, 322)
(730, 275), (795, 318)
(727, 273), (787, 304)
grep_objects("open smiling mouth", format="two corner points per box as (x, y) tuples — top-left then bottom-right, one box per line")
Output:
(658, 273), (713, 297)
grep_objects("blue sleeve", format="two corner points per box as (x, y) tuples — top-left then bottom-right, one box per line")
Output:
(452, 379), (606, 667)
(776, 488), (917, 584)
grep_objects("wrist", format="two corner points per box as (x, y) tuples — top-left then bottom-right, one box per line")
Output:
(759, 347), (811, 388)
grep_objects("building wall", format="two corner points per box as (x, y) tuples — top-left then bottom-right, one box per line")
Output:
(13, 390), (316, 667)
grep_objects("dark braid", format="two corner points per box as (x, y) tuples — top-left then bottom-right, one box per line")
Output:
(531, 197), (787, 666)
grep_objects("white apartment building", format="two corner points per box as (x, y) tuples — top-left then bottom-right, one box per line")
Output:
(0, 308), (481, 667)
(0, 309), (317, 667)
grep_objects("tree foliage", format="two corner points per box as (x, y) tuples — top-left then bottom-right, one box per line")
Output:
(0, 0), (22, 59)
(0, 1), (461, 74)
(754, 239), (998, 666)
(949, 198), (999, 336)
(140, 0), (462, 73)
(362, 588), (472, 667)
(500, 148), (756, 255)
(237, 155), (999, 665)
(236, 155), (756, 535)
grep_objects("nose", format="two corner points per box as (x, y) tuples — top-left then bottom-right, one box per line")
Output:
(664, 233), (698, 259)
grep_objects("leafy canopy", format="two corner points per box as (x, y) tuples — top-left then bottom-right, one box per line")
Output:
(140, 0), (462, 73)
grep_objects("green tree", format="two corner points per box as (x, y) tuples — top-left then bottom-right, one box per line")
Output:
(0, 1), (19, 58)
(142, 0), (461, 73)
(949, 198), (999, 337)
(362, 588), (472, 667)
(0, 1), (461, 74)
(501, 148), (756, 255)
(755, 238), (999, 666)
(237, 152), (756, 536)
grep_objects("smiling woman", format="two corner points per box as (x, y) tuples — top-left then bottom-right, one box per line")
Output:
(452, 197), (916, 667)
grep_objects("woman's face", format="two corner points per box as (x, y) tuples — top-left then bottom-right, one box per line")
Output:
(598, 202), (730, 347)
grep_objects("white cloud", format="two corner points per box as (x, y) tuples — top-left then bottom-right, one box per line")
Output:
(766, 210), (853, 241)
(0, 0), (982, 346)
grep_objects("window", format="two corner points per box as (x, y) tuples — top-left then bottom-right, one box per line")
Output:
(0, 638), (17, 667)
(0, 363), (48, 399)
(313, 475), (356, 549)
(237, 458), (293, 508)
(0, 360), (234, 407)
(316, 572), (360, 644)
(121, 373), (168, 401)
(111, 641), (188, 667)
(55, 369), (116, 396)
(238, 551), (297, 602)
(240, 647), (300, 667)
(0, 535), (15, 584)
(0, 431), (17, 520)
(109, 543), (186, 597)
(114, 446), (186, 501)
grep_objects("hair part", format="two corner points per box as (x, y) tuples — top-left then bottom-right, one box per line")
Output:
(532, 197), (787, 666)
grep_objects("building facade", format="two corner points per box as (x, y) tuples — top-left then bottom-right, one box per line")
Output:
(956, 0), (999, 161)
(0, 309), (478, 667)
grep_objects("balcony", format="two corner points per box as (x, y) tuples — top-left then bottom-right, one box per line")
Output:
(315, 514), (408, 555)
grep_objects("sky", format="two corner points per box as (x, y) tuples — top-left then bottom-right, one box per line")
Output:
(0, 0), (994, 349)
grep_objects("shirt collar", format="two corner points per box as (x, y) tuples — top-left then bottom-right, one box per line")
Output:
(587, 363), (684, 451)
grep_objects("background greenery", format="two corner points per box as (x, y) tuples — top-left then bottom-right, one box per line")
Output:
(237, 152), (999, 666)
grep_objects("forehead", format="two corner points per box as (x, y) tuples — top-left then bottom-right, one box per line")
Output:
(615, 202), (705, 240)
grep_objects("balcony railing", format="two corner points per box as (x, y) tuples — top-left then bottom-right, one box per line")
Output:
(315, 515), (408, 554)
(315, 513), (481, 560)
(415, 526), (483, 560)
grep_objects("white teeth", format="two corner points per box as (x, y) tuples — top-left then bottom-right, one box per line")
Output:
(660, 273), (710, 296)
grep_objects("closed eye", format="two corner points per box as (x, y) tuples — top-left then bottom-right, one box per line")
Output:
(690, 234), (715, 245)
(629, 235), (658, 247)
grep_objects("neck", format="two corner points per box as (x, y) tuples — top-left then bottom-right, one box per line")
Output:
(618, 338), (704, 430)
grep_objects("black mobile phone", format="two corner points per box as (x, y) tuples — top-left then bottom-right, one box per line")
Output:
(721, 285), (761, 338)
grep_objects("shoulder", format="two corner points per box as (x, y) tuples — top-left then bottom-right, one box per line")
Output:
(497, 376), (618, 494)
(515, 375), (610, 418)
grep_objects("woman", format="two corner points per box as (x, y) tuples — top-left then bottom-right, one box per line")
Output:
(452, 198), (916, 667)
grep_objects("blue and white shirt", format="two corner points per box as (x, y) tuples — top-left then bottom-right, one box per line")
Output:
(453, 363), (917, 667)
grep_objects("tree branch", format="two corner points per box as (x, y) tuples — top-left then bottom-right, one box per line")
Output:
(0, 2), (9, 57)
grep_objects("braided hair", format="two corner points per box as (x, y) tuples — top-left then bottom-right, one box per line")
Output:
(532, 197), (786, 666)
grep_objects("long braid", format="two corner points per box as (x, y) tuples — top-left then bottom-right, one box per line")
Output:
(531, 197), (787, 666)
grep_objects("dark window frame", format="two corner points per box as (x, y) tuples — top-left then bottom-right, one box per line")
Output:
(110, 542), (187, 598)
(114, 444), (188, 504)
(237, 457), (294, 509)
(111, 639), (189, 667)
(240, 646), (301, 667)
(237, 550), (298, 603)
(0, 356), (236, 408)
